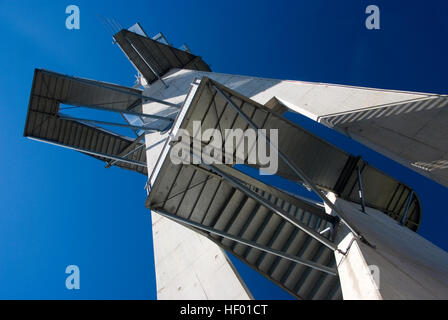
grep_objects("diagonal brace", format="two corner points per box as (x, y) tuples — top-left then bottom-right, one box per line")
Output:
(212, 83), (362, 239)
(153, 208), (338, 276)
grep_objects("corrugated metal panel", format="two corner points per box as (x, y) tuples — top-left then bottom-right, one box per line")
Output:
(113, 29), (211, 84)
(320, 96), (448, 188)
(23, 69), (148, 175)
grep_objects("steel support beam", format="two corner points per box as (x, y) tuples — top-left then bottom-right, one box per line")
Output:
(212, 84), (362, 239)
(180, 145), (337, 251)
(400, 191), (414, 225)
(58, 102), (173, 123)
(28, 137), (147, 167)
(106, 133), (146, 168)
(191, 162), (337, 251)
(39, 69), (179, 108)
(185, 134), (331, 220)
(58, 114), (162, 132)
(120, 113), (140, 137)
(169, 134), (337, 251)
(153, 208), (338, 276)
(107, 144), (145, 168)
(203, 162), (334, 224)
(357, 166), (366, 213)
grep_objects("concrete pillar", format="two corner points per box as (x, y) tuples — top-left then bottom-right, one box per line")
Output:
(144, 131), (252, 300)
(325, 193), (448, 300)
(151, 212), (253, 300)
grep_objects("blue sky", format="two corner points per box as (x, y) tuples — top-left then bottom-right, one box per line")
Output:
(0, 0), (447, 299)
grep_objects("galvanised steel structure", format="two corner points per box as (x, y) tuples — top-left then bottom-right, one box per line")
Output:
(25, 23), (439, 300)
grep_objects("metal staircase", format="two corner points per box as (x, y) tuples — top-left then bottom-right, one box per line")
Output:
(148, 163), (341, 300)
(145, 77), (422, 300)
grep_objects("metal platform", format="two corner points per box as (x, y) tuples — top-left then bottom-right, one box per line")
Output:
(113, 29), (211, 85)
(22, 69), (174, 175)
(319, 95), (448, 187)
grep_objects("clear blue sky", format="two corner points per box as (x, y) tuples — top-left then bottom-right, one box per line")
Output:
(0, 0), (447, 299)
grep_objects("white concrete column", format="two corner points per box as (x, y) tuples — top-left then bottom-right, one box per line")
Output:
(325, 193), (448, 300)
(324, 193), (382, 300)
(151, 212), (253, 300)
